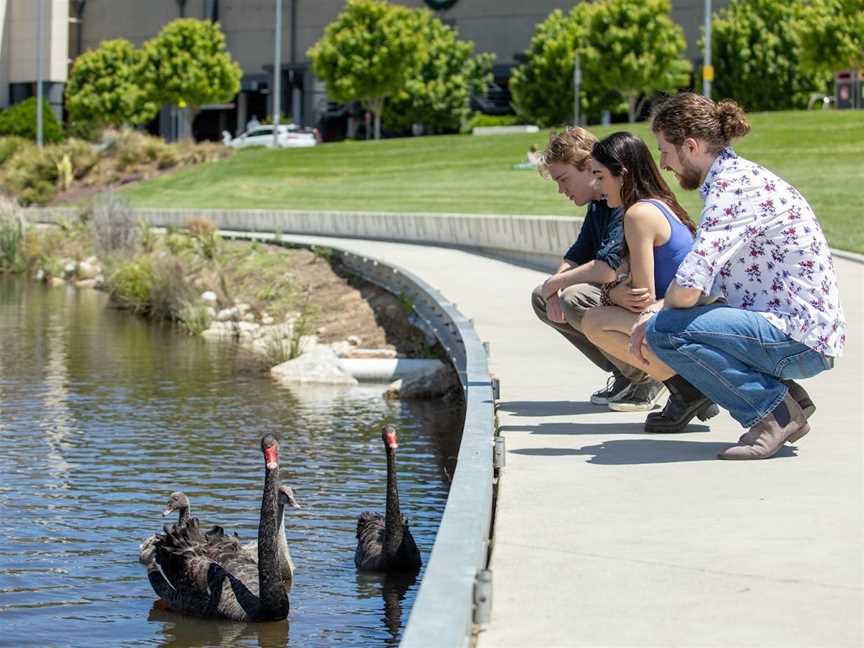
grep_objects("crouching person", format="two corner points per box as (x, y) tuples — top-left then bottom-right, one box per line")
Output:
(636, 92), (845, 460)
(532, 127), (656, 407)
(580, 131), (720, 426)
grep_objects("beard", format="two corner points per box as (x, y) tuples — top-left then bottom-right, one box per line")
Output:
(675, 152), (702, 191)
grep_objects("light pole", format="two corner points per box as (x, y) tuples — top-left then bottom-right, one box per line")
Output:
(573, 51), (581, 127)
(703, 0), (713, 99)
(36, 0), (45, 148)
(272, 0), (282, 148)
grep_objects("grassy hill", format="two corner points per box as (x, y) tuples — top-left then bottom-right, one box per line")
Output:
(122, 110), (864, 253)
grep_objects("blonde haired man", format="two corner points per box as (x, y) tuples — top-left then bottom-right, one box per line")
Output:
(533, 127), (662, 408)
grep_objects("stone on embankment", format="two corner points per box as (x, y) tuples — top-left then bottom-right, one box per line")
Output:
(271, 346), (358, 386)
(383, 365), (459, 400)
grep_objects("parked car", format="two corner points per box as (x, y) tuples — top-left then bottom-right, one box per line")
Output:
(223, 124), (319, 148)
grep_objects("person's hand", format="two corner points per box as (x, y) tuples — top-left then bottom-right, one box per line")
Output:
(628, 309), (657, 366)
(610, 281), (652, 313)
(541, 274), (562, 300)
(546, 293), (565, 323)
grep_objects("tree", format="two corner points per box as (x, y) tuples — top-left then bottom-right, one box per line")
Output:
(707, 0), (832, 111)
(65, 39), (159, 128)
(510, 5), (615, 128)
(307, 0), (419, 139)
(584, 0), (691, 123)
(798, 0), (864, 74)
(139, 19), (241, 139)
(383, 9), (494, 134)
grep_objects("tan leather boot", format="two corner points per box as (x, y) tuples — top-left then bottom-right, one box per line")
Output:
(737, 380), (815, 444)
(720, 394), (809, 460)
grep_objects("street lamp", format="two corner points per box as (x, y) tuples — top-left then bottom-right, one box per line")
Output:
(703, 0), (713, 99)
(273, 0), (282, 148)
(36, 0), (45, 148)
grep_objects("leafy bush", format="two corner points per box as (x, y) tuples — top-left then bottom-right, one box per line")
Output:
(0, 98), (63, 143)
(107, 259), (155, 313)
(382, 8), (494, 134)
(185, 216), (221, 260)
(0, 145), (58, 205)
(179, 302), (211, 335)
(65, 38), (158, 128)
(0, 198), (25, 272)
(461, 114), (524, 133)
(148, 256), (194, 320)
(0, 137), (33, 166)
(708, 0), (833, 111)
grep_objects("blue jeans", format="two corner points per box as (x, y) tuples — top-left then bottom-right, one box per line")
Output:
(645, 305), (833, 427)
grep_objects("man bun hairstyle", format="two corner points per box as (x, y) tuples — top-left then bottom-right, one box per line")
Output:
(650, 92), (751, 153)
(538, 126), (598, 177)
(715, 99), (751, 142)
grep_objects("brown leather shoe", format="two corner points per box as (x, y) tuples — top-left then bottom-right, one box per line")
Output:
(738, 380), (815, 444)
(720, 394), (809, 460)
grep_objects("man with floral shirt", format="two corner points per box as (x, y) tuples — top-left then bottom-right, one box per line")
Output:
(629, 92), (845, 460)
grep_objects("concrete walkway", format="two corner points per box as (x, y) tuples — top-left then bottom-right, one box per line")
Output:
(287, 235), (863, 647)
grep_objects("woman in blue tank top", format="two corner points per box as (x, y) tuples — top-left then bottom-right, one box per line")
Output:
(581, 132), (696, 406)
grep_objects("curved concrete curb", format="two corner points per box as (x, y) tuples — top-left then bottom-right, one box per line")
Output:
(219, 230), (497, 648)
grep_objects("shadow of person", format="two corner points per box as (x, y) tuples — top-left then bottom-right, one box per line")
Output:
(569, 438), (800, 464)
(500, 421), (711, 436)
(497, 400), (606, 417)
(147, 603), (290, 648)
(355, 570), (417, 646)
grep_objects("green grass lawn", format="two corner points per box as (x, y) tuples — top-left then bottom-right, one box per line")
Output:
(122, 110), (864, 253)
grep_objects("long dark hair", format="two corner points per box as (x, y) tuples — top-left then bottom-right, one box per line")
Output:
(591, 132), (696, 253)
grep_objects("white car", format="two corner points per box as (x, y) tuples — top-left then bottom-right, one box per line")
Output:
(224, 124), (318, 148)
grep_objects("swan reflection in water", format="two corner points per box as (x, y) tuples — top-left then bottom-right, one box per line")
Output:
(148, 602), (289, 648)
(355, 570), (418, 645)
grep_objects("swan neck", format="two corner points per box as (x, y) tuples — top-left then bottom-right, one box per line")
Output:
(257, 467), (289, 615)
(384, 448), (403, 555)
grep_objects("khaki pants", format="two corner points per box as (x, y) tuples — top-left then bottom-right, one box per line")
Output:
(531, 282), (648, 384)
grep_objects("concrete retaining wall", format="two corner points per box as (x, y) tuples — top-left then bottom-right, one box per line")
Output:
(32, 206), (579, 273)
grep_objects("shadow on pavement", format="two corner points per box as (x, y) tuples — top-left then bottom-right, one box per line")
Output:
(500, 421), (711, 435)
(510, 439), (800, 464)
(497, 400), (610, 417)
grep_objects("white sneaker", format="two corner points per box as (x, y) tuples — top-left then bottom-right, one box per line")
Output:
(608, 381), (667, 412)
(590, 375), (631, 405)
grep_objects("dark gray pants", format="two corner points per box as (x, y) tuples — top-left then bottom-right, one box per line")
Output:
(531, 282), (648, 384)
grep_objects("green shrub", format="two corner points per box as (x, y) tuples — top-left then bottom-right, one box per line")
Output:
(107, 259), (155, 313)
(0, 98), (63, 143)
(461, 114), (522, 133)
(0, 199), (25, 272)
(148, 256), (193, 320)
(185, 216), (221, 260)
(0, 137), (33, 166)
(64, 120), (103, 143)
(179, 301), (211, 335)
(0, 145), (59, 205)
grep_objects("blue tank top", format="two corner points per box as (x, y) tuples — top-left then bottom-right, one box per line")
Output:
(639, 199), (694, 299)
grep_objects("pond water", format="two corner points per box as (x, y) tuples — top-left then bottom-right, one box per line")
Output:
(0, 277), (463, 647)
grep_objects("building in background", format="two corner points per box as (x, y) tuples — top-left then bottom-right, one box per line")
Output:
(0, 0), (69, 121)
(0, 0), (729, 139)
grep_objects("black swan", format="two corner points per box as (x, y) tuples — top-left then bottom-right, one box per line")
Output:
(138, 435), (292, 621)
(355, 425), (421, 572)
(163, 491), (191, 525)
(155, 487), (299, 589)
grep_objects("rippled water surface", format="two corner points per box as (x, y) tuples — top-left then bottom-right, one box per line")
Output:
(0, 278), (463, 647)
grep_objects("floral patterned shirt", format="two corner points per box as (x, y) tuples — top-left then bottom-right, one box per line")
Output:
(674, 148), (846, 356)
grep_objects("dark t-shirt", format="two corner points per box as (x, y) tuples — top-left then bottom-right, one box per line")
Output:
(563, 199), (624, 271)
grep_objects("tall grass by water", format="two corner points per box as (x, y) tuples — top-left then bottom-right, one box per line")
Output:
(120, 110), (864, 253)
